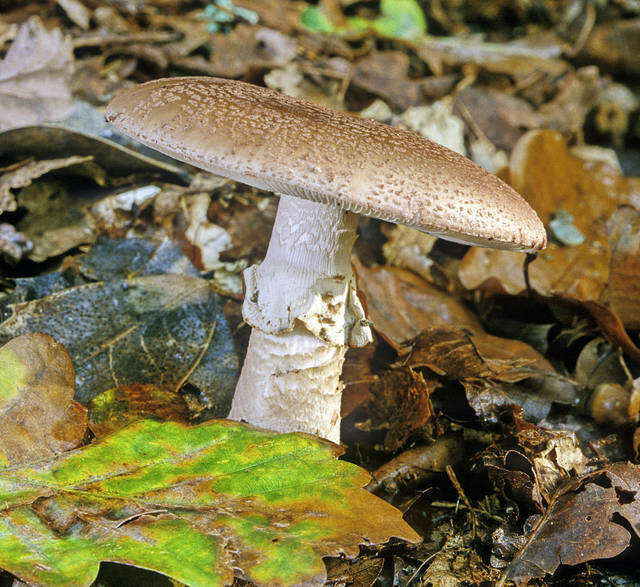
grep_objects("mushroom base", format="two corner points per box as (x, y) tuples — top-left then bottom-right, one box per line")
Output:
(230, 326), (347, 442)
(228, 195), (372, 442)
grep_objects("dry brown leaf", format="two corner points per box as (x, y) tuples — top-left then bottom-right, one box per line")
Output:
(351, 51), (456, 111)
(581, 300), (640, 364)
(325, 555), (384, 586)
(412, 34), (567, 80)
(536, 67), (602, 138)
(499, 462), (640, 585)
(0, 155), (93, 214)
(459, 243), (609, 303)
(172, 25), (296, 78)
(0, 17), (74, 131)
(499, 483), (629, 584)
(208, 196), (277, 264)
(515, 426), (588, 502)
(606, 206), (640, 329)
(264, 62), (345, 110)
(454, 87), (541, 152)
(508, 130), (640, 234)
(235, 0), (305, 34)
(582, 18), (640, 77)
(406, 328), (535, 383)
(354, 261), (552, 372)
(363, 368), (437, 452)
(354, 262), (574, 421)
(341, 344), (378, 418)
(423, 533), (501, 585)
(459, 131), (640, 317)
(0, 333), (87, 465)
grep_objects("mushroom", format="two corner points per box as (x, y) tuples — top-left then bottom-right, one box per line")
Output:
(106, 77), (546, 442)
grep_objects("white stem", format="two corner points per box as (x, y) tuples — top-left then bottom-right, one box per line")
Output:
(228, 195), (372, 442)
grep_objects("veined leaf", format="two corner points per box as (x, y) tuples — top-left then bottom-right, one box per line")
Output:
(0, 419), (420, 585)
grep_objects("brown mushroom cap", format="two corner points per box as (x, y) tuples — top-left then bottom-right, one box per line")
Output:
(106, 77), (546, 251)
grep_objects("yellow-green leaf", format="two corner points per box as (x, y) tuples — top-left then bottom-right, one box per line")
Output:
(0, 419), (419, 585)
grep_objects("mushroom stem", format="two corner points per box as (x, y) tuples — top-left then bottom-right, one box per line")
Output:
(228, 195), (372, 442)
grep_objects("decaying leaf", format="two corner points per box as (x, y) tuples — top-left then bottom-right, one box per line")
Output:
(172, 25), (296, 78)
(361, 367), (437, 452)
(0, 125), (189, 181)
(581, 18), (640, 76)
(0, 333), (87, 465)
(0, 418), (420, 586)
(514, 423), (588, 503)
(325, 554), (384, 586)
(0, 156), (94, 215)
(88, 383), (191, 436)
(0, 17), (74, 131)
(354, 262), (575, 420)
(411, 33), (567, 80)
(355, 261), (548, 366)
(499, 462), (640, 585)
(351, 51), (455, 111)
(407, 328), (576, 422)
(406, 328), (535, 382)
(459, 130), (640, 330)
(0, 239), (238, 412)
(368, 436), (466, 493)
(507, 131), (640, 234)
(341, 344), (379, 418)
(453, 86), (541, 152)
(607, 206), (640, 329)
(422, 532), (501, 585)
(14, 180), (99, 262)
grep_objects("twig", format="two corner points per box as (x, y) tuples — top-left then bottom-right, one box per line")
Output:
(430, 500), (505, 523)
(446, 465), (477, 536)
(406, 551), (438, 586)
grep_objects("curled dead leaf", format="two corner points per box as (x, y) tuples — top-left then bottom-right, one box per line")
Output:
(0, 333), (87, 465)
(0, 17), (74, 131)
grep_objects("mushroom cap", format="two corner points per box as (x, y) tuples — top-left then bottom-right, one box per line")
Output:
(106, 77), (546, 251)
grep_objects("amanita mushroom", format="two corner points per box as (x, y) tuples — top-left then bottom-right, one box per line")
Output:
(106, 77), (546, 442)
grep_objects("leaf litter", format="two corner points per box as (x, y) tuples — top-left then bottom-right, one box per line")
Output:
(1, 0), (640, 584)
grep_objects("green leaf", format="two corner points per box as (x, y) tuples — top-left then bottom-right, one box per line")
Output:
(300, 6), (335, 34)
(0, 419), (419, 585)
(300, 0), (426, 40)
(373, 0), (427, 39)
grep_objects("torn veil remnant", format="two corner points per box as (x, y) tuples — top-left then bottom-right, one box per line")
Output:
(106, 77), (546, 443)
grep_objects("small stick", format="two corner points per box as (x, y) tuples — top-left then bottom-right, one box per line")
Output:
(406, 551), (438, 586)
(446, 465), (477, 536)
